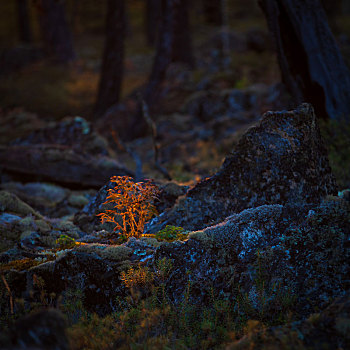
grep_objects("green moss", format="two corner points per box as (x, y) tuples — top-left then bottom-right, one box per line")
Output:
(0, 191), (42, 218)
(153, 225), (189, 242)
(188, 230), (213, 245)
(67, 194), (89, 208)
(99, 246), (133, 262)
(56, 234), (76, 249)
(75, 243), (133, 262)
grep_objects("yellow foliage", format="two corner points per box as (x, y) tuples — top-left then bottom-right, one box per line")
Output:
(97, 176), (159, 239)
(120, 265), (154, 290)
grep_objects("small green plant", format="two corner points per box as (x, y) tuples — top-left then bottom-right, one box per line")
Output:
(154, 225), (188, 242)
(56, 234), (76, 249)
(97, 176), (159, 239)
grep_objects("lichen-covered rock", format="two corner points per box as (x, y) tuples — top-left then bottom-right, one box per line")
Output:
(153, 197), (349, 316)
(0, 191), (84, 255)
(0, 191), (45, 252)
(75, 243), (133, 262)
(73, 181), (116, 233)
(227, 292), (350, 350)
(1, 236), (162, 316)
(0, 191), (42, 219)
(148, 104), (337, 232)
(12, 116), (111, 157)
(0, 182), (96, 218)
(155, 182), (189, 213)
(28, 250), (129, 315)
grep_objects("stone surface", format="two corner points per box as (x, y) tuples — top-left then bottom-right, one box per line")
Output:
(27, 237), (161, 315)
(0, 182), (96, 218)
(153, 197), (349, 315)
(147, 104), (337, 232)
(0, 190), (84, 254)
(0, 191), (42, 219)
(73, 181), (116, 234)
(12, 116), (111, 156)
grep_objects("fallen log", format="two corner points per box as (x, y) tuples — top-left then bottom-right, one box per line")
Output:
(0, 144), (134, 188)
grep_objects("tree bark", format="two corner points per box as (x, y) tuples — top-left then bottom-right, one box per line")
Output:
(37, 0), (76, 63)
(17, 0), (32, 43)
(259, 0), (350, 120)
(144, 0), (194, 107)
(95, 0), (126, 117)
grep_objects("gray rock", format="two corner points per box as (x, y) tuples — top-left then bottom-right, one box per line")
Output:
(148, 104), (337, 232)
(154, 197), (350, 315)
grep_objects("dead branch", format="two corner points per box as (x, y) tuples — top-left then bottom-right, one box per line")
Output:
(138, 93), (172, 180)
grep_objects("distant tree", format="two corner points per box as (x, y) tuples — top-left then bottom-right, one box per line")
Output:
(145, 0), (162, 46)
(95, 0), (126, 117)
(17, 0), (32, 43)
(202, 0), (223, 25)
(321, 0), (341, 32)
(37, 0), (75, 63)
(259, 0), (350, 121)
(144, 0), (194, 107)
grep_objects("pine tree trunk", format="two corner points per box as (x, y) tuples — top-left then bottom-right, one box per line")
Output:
(95, 0), (126, 117)
(259, 0), (350, 120)
(17, 0), (32, 43)
(37, 0), (75, 63)
(144, 0), (194, 107)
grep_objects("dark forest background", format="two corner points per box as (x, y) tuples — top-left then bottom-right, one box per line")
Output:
(1, 0), (350, 187)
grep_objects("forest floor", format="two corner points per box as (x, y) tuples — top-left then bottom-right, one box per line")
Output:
(0, 2), (350, 349)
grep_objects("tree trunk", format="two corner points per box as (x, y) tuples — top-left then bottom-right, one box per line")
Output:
(145, 0), (162, 46)
(259, 0), (350, 120)
(144, 0), (194, 107)
(17, 0), (32, 43)
(95, 0), (126, 117)
(202, 0), (223, 25)
(37, 0), (75, 63)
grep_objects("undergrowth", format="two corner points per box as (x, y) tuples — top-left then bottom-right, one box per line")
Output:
(0, 253), (298, 349)
(67, 259), (296, 350)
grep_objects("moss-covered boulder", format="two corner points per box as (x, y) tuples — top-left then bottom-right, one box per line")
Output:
(0, 182), (95, 218)
(148, 104), (337, 232)
(154, 197), (349, 316)
(0, 191), (42, 219)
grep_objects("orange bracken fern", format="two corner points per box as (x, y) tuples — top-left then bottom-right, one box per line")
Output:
(97, 176), (159, 239)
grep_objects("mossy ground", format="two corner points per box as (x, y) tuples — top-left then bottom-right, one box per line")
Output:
(0, 258), (296, 350)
